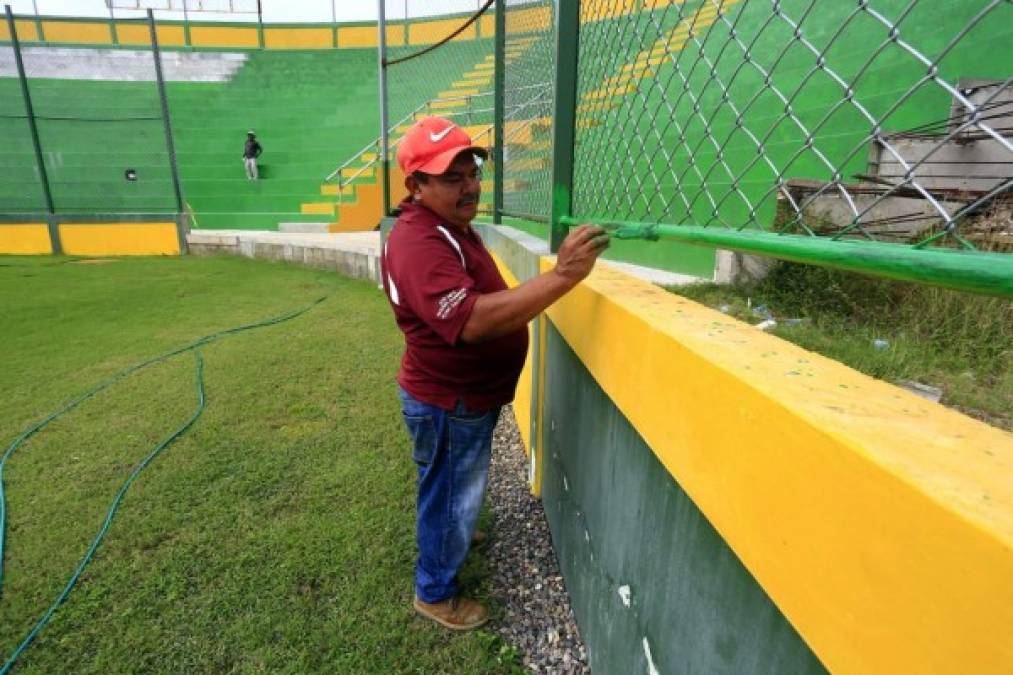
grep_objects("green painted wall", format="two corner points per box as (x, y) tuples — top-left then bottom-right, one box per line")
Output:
(541, 324), (827, 674)
(0, 49), (379, 229)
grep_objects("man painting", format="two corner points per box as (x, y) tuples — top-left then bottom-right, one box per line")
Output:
(381, 116), (609, 630)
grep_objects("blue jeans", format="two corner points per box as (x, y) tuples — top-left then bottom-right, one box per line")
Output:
(399, 387), (500, 603)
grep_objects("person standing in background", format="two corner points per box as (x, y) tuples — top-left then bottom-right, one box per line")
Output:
(243, 130), (262, 180)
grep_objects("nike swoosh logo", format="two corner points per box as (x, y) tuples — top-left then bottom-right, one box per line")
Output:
(429, 125), (455, 143)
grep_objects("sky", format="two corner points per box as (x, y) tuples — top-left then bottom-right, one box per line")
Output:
(5, 1), (489, 23)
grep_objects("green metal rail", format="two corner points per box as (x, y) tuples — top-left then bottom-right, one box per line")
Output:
(560, 216), (1013, 298)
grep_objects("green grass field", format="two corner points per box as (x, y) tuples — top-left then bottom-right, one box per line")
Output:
(670, 263), (1013, 431)
(0, 255), (518, 674)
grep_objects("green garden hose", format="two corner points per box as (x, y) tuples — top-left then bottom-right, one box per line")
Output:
(0, 296), (326, 674)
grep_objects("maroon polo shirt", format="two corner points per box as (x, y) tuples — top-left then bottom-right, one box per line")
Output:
(380, 199), (529, 411)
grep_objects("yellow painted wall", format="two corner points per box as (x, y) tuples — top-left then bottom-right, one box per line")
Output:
(581, 0), (639, 22)
(189, 25), (259, 48)
(40, 21), (111, 44)
(505, 6), (552, 34)
(409, 17), (476, 45)
(537, 256), (1013, 674)
(478, 14), (495, 38)
(0, 19), (40, 41)
(490, 253), (534, 454)
(114, 23), (185, 47)
(337, 24), (404, 49)
(0, 224), (52, 255)
(264, 27), (334, 49)
(59, 223), (179, 256)
(0, 17), (492, 50)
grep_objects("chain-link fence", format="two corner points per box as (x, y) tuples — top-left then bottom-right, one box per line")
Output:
(559, 0), (1013, 293)
(1, 9), (181, 223)
(375, 0), (1011, 294)
(572, 0), (1012, 248)
(499, 0), (554, 223)
(379, 1), (497, 212)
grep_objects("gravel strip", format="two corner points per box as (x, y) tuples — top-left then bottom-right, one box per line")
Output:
(487, 406), (591, 674)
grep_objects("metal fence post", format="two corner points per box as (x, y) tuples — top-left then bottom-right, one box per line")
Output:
(148, 9), (186, 251)
(108, 2), (118, 46)
(378, 0), (391, 216)
(549, 0), (580, 252)
(183, 1), (192, 49)
(492, 0), (505, 224)
(6, 4), (59, 254)
(256, 0), (264, 49)
(331, 0), (337, 48)
(30, 0), (42, 43)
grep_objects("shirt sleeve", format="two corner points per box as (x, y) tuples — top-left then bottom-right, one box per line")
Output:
(390, 231), (479, 346)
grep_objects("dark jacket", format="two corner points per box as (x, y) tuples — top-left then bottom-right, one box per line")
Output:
(243, 138), (262, 159)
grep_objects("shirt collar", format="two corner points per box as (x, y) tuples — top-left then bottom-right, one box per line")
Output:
(399, 200), (474, 238)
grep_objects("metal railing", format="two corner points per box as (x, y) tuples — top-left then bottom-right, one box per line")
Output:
(504, 0), (1013, 293)
(540, 0), (1012, 295)
(375, 0), (1013, 296)
(323, 86), (543, 193)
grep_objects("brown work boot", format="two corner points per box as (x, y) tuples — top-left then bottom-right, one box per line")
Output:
(471, 529), (487, 547)
(413, 595), (489, 631)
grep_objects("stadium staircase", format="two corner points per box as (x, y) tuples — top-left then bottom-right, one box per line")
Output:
(169, 49), (378, 231)
(313, 35), (552, 233)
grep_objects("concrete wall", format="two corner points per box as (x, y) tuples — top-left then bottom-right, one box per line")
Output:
(476, 222), (1013, 675)
(186, 230), (381, 283)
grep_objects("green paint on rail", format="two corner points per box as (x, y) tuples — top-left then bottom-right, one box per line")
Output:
(561, 216), (1013, 298)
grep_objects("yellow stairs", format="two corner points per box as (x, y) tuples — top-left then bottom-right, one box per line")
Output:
(326, 165), (405, 233)
(306, 39), (545, 232)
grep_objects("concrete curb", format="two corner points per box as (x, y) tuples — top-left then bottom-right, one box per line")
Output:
(187, 229), (381, 282)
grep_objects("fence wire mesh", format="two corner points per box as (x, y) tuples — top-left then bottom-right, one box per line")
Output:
(0, 47), (45, 213)
(382, 1), (497, 210)
(1, 16), (178, 216)
(571, 0), (1013, 252)
(500, 0), (554, 223)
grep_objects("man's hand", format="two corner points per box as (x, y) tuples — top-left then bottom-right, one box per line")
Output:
(459, 225), (609, 344)
(553, 224), (610, 285)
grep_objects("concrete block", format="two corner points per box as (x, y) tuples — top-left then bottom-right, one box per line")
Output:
(279, 222), (332, 234)
(183, 229), (382, 283)
(713, 250), (775, 284)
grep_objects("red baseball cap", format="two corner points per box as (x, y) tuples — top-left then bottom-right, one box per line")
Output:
(396, 116), (488, 176)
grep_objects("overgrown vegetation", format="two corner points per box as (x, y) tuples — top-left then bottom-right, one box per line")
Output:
(0, 256), (521, 674)
(670, 262), (1012, 431)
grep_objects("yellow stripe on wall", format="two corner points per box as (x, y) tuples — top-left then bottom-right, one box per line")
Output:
(189, 25), (259, 48)
(539, 256), (1013, 674)
(505, 6), (552, 33)
(478, 14), (495, 37)
(115, 23), (185, 47)
(41, 21), (111, 44)
(59, 223), (179, 256)
(490, 252), (534, 456)
(264, 27), (333, 49)
(409, 17), (477, 45)
(580, 0), (638, 22)
(0, 19), (40, 41)
(337, 24), (404, 49)
(0, 224), (52, 255)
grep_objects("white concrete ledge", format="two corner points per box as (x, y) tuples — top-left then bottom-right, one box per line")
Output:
(186, 229), (381, 282)
(0, 47), (247, 82)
